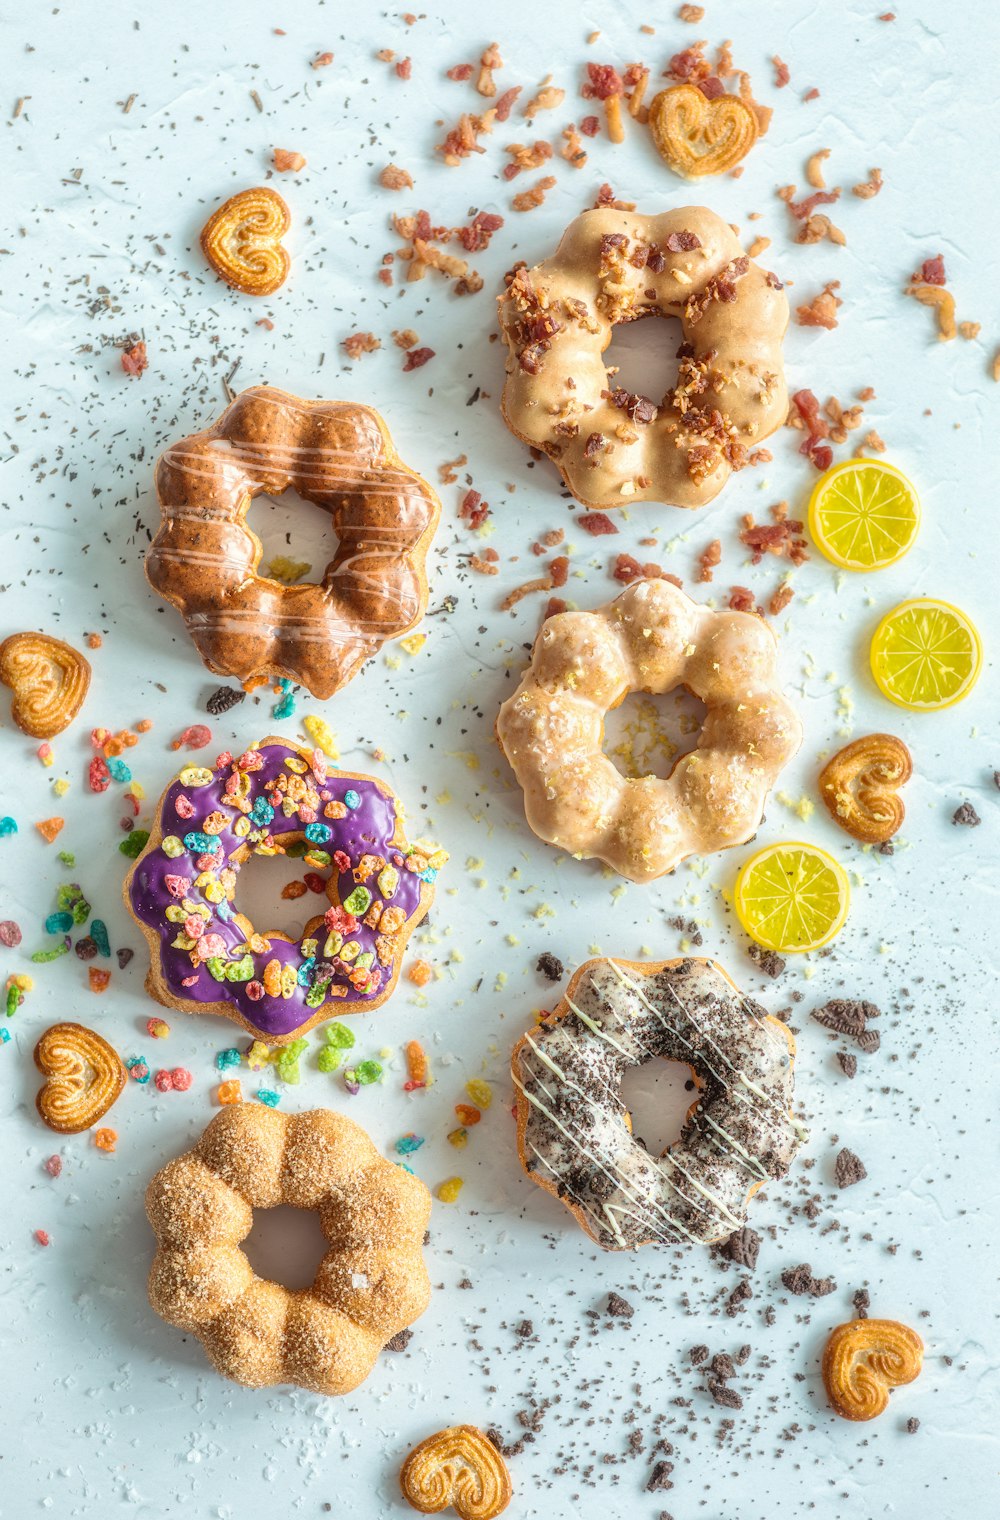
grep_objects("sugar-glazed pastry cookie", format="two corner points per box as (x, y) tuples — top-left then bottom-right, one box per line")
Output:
(497, 205), (787, 509)
(146, 1103), (431, 1393)
(512, 957), (806, 1250)
(496, 578), (801, 882)
(124, 735), (445, 1044)
(146, 386), (440, 699)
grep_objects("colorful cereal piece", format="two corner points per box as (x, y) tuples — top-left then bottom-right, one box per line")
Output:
(256, 1087), (281, 1107)
(216, 1047), (242, 1071)
(94, 1127), (117, 1152)
(44, 1155), (62, 1177)
(217, 1079), (243, 1104)
(90, 920), (111, 957)
(355, 1059), (383, 1085)
(437, 1176), (464, 1202)
(395, 1133), (425, 1155)
(119, 830), (149, 857)
(147, 1016), (170, 1039)
(88, 968), (111, 993)
(126, 1056), (150, 1083)
(407, 959), (433, 987)
(35, 817), (65, 843)
(448, 1128), (468, 1148)
(404, 1039), (429, 1090)
(454, 1104), (481, 1126)
(465, 1078), (492, 1110)
(0, 817), (17, 837)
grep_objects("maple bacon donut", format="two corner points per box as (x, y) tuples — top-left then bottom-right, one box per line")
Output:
(147, 386), (440, 699)
(512, 956), (806, 1250)
(496, 578), (801, 882)
(497, 205), (788, 509)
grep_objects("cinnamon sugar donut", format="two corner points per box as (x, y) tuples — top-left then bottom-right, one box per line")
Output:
(146, 1103), (431, 1394)
(497, 205), (788, 509)
(512, 956), (806, 1250)
(496, 579), (801, 882)
(146, 386), (440, 699)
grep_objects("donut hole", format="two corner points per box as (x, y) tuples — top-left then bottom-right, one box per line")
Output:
(232, 846), (326, 940)
(602, 313), (682, 406)
(241, 1204), (329, 1291)
(244, 486), (338, 584)
(620, 1059), (697, 1158)
(602, 688), (707, 780)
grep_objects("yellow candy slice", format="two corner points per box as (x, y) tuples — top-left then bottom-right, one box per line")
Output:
(869, 598), (982, 710)
(808, 459), (920, 571)
(734, 841), (850, 954)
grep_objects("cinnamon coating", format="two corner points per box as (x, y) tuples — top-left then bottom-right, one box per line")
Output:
(146, 387), (440, 699)
(200, 187), (291, 296)
(0, 632), (91, 738)
(34, 1022), (126, 1133)
(146, 1104), (432, 1394)
(822, 1318), (924, 1421)
(400, 1426), (512, 1518)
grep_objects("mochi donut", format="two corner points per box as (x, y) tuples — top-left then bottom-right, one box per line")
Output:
(496, 577), (801, 882)
(512, 956), (807, 1250)
(497, 205), (788, 509)
(146, 1103), (432, 1394)
(124, 735), (445, 1044)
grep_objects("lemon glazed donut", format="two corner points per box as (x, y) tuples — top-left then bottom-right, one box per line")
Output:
(512, 957), (807, 1250)
(146, 1104), (431, 1393)
(146, 386), (440, 700)
(496, 578), (801, 882)
(497, 205), (788, 509)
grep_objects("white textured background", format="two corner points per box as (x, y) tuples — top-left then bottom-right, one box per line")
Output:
(2, 1), (999, 1516)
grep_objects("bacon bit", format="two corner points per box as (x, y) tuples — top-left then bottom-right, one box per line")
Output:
(728, 586), (758, 614)
(439, 453), (467, 484)
(857, 386), (876, 401)
(121, 341), (148, 378)
(436, 112), (494, 164)
(879, 11), (896, 18)
(455, 211), (502, 252)
(476, 42), (503, 97)
(376, 49), (396, 62)
(524, 82), (565, 119)
(273, 148), (306, 173)
(256, 317), (274, 330)
(803, 86), (820, 101)
(512, 175), (556, 212)
(342, 331), (380, 360)
(402, 346), (435, 371)
(392, 329), (419, 349)
(494, 86), (522, 122)
(561, 124), (587, 168)
(797, 214), (846, 247)
(549, 555), (570, 587)
(613, 554), (683, 588)
(795, 281), (842, 331)
(913, 254), (946, 286)
(740, 515), (808, 566)
(852, 167), (883, 199)
(792, 389), (834, 472)
(769, 583), (794, 617)
(855, 429), (887, 456)
(746, 235), (771, 258)
(806, 149), (830, 189)
(543, 597), (567, 620)
(623, 63), (650, 118)
(679, 4), (705, 19)
(992, 352), (1000, 382)
(395, 57), (412, 80)
(666, 44), (709, 82)
(593, 182), (636, 211)
(469, 553), (499, 575)
(446, 62), (474, 81)
(503, 140), (553, 179)
(379, 164), (414, 190)
(906, 282), (956, 341)
(577, 511), (619, 536)
(501, 575), (554, 610)
(459, 488), (490, 529)
(580, 114), (600, 137)
(697, 540), (722, 582)
(664, 229), (702, 253)
(784, 186), (841, 221)
(378, 268), (393, 287)
(312, 52), (334, 68)
(772, 55), (790, 87)
(583, 61), (624, 100)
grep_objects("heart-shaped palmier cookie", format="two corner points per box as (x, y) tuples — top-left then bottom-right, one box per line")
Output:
(0, 632), (91, 739)
(822, 1318), (923, 1421)
(648, 83), (759, 179)
(34, 1022), (127, 1133)
(200, 187), (291, 296)
(818, 733), (912, 845)
(400, 1426), (512, 1520)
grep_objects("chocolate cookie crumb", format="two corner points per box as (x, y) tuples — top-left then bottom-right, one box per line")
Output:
(116, 947), (134, 969)
(515, 1318), (534, 1338)
(853, 1288), (870, 1320)
(708, 1381), (744, 1409)
(781, 1263), (837, 1296)
(835, 1147), (867, 1188)
(725, 1277), (753, 1315)
(606, 1291), (634, 1318)
(645, 1460), (674, 1492)
(748, 942), (786, 978)
(857, 1028), (881, 1054)
(689, 1343), (709, 1364)
(953, 801), (981, 826)
(536, 951), (564, 981)
(812, 999), (879, 1038)
(710, 1352), (736, 1381)
(206, 684), (247, 715)
(722, 1225), (761, 1271)
(385, 1328), (413, 1351)
(837, 1052), (858, 1078)
(906, 1416), (920, 1433)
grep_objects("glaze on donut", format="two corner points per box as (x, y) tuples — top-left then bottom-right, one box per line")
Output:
(124, 735), (444, 1043)
(146, 386), (440, 699)
(496, 578), (802, 882)
(497, 205), (788, 509)
(512, 957), (806, 1250)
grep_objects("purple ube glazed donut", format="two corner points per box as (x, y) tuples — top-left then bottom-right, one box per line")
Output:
(123, 735), (444, 1044)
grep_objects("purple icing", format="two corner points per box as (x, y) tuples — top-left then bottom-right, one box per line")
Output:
(128, 740), (431, 1038)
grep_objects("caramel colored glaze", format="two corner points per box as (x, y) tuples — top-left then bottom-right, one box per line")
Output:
(146, 387), (441, 699)
(0, 632), (91, 738)
(497, 205), (787, 510)
(822, 1318), (924, 1421)
(146, 1104), (432, 1395)
(400, 1426), (513, 1518)
(496, 578), (801, 883)
(34, 1022), (127, 1134)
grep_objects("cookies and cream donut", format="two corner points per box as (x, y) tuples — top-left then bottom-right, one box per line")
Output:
(512, 957), (806, 1251)
(497, 205), (788, 509)
(147, 386), (440, 700)
(496, 578), (801, 882)
(124, 735), (445, 1044)
(146, 1103), (431, 1394)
